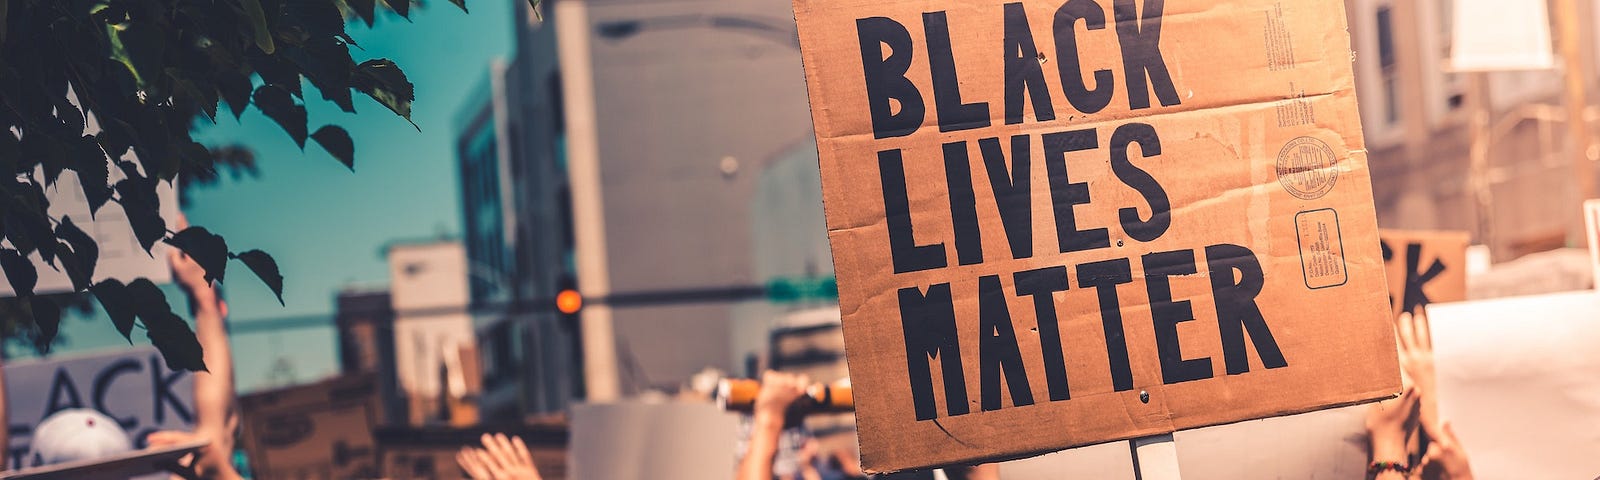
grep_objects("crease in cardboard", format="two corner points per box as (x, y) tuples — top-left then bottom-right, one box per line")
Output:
(815, 91), (1345, 149)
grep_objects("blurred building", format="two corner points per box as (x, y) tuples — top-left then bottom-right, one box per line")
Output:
(386, 241), (481, 426)
(334, 287), (406, 425)
(551, 0), (818, 392)
(452, 0), (580, 420)
(335, 241), (482, 427)
(1347, 0), (1600, 260)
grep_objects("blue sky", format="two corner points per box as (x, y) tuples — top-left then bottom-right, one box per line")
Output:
(40, 0), (517, 392)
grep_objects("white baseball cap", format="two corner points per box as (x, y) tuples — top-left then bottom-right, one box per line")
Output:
(27, 409), (134, 467)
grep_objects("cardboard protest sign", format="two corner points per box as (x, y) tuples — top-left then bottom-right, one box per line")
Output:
(237, 374), (381, 480)
(792, 0), (1399, 471)
(4, 347), (195, 470)
(1379, 230), (1469, 317)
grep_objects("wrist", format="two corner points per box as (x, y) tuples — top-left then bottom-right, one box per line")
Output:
(1369, 433), (1408, 460)
(752, 410), (787, 432)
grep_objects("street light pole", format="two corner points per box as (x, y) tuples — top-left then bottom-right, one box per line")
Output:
(554, 0), (622, 402)
(1554, 0), (1595, 242)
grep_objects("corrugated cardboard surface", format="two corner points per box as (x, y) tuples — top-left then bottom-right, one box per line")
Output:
(238, 375), (381, 479)
(792, 0), (1399, 471)
(1380, 229), (1469, 316)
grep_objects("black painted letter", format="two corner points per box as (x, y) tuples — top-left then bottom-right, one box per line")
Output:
(944, 142), (984, 265)
(1004, 3), (1056, 124)
(925, 12), (991, 132)
(1110, 123), (1171, 242)
(1054, 0), (1115, 114)
(880, 150), (947, 274)
(1205, 244), (1289, 375)
(1143, 250), (1213, 384)
(900, 284), (970, 420)
(1113, 0), (1181, 110)
(857, 17), (926, 138)
(979, 276), (1034, 411)
(979, 135), (1034, 259)
(1015, 266), (1071, 401)
(1043, 129), (1111, 253)
(1078, 258), (1135, 391)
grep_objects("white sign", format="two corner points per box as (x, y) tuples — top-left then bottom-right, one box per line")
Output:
(1450, 0), (1555, 71)
(4, 347), (195, 470)
(0, 92), (179, 298)
(0, 169), (180, 298)
(570, 402), (738, 480)
(1430, 292), (1600, 480)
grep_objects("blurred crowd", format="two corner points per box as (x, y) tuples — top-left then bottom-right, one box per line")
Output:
(9, 219), (1478, 480)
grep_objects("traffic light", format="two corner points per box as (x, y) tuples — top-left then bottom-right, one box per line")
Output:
(555, 274), (582, 316)
(556, 289), (583, 315)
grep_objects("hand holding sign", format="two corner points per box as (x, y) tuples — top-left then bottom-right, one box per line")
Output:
(1420, 422), (1474, 480)
(1397, 310), (1438, 435)
(1363, 386), (1419, 478)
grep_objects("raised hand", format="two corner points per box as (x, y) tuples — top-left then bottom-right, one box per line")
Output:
(457, 433), (541, 480)
(1397, 309), (1438, 433)
(1420, 422), (1474, 480)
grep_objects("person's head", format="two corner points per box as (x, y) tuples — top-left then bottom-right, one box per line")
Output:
(27, 409), (134, 467)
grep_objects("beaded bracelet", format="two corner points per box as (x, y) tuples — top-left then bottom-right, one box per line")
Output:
(1368, 461), (1411, 476)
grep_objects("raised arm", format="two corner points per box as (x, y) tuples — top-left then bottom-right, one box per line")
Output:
(148, 213), (241, 480)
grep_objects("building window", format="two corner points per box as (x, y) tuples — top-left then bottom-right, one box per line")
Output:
(1353, 0), (1404, 146)
(1376, 6), (1399, 126)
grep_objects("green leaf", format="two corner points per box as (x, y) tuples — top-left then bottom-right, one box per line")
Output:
(347, 0), (377, 25)
(218, 71), (253, 120)
(233, 250), (284, 306)
(165, 226), (229, 284)
(113, 176), (168, 254)
(311, 125), (353, 170)
(105, 21), (166, 89)
(56, 216), (99, 291)
(4, 205), (53, 258)
(381, 0), (410, 18)
(253, 85), (309, 148)
(0, 0), (9, 45)
(170, 74), (218, 122)
(281, 0), (346, 39)
(291, 37), (356, 113)
(241, 0), (277, 54)
(28, 296), (60, 353)
(0, 249), (36, 296)
(73, 135), (113, 215)
(91, 279), (137, 342)
(127, 278), (206, 372)
(352, 59), (416, 129)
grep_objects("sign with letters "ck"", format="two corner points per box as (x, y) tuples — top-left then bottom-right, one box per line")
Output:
(4, 346), (195, 470)
(1379, 230), (1469, 317)
(792, 0), (1400, 472)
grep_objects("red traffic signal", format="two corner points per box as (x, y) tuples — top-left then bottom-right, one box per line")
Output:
(556, 289), (583, 315)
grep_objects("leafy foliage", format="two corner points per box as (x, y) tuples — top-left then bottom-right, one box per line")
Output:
(0, 292), (95, 357)
(0, 0), (465, 368)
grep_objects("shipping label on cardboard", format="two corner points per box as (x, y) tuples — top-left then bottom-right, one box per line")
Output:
(1379, 230), (1469, 317)
(792, 0), (1401, 472)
